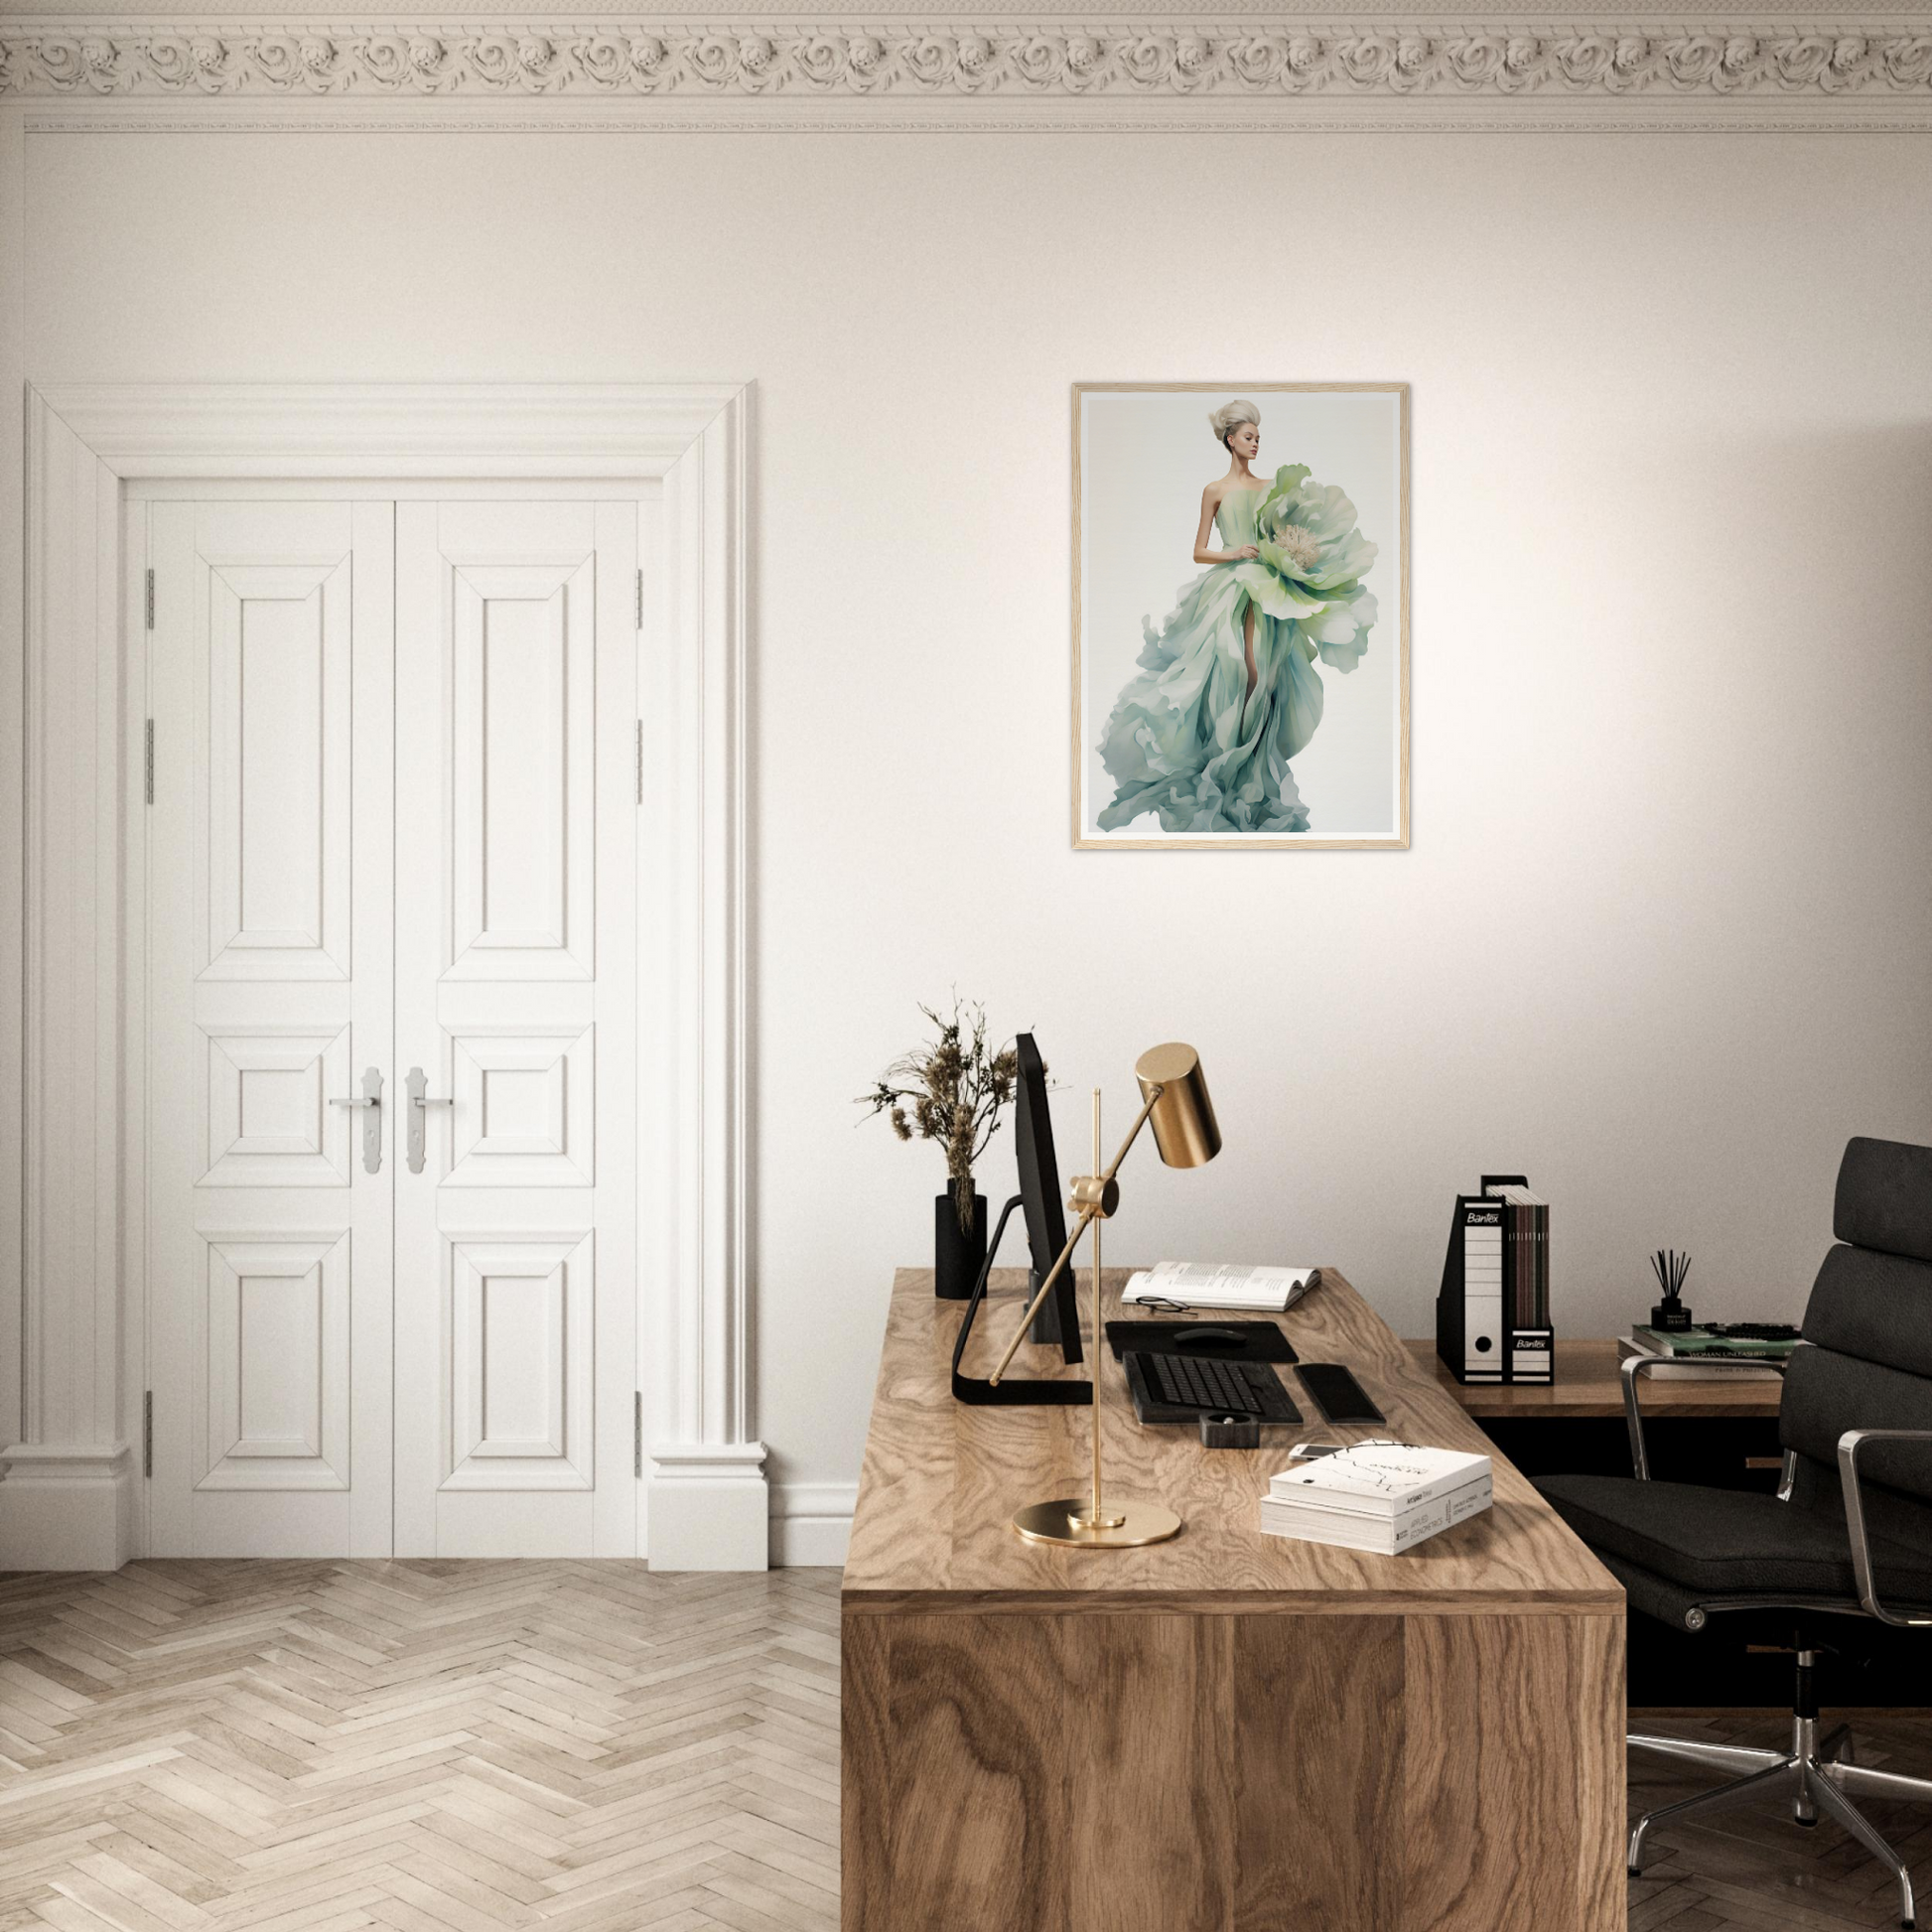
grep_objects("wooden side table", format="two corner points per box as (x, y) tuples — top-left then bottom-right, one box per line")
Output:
(1407, 1336), (1782, 1417)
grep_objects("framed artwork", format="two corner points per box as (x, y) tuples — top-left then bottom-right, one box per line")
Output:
(1073, 382), (1409, 850)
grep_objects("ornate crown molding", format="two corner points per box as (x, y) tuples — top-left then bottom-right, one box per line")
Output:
(3, 16), (1930, 119)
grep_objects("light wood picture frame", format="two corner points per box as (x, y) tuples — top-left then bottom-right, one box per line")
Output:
(1073, 381), (1410, 850)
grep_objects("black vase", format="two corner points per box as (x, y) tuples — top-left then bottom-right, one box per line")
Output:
(934, 1183), (988, 1300)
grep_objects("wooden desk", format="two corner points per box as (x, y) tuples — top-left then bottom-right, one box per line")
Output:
(1407, 1337), (1783, 1419)
(843, 1269), (1625, 1932)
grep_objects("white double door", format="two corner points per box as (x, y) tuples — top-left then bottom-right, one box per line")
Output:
(147, 494), (638, 1557)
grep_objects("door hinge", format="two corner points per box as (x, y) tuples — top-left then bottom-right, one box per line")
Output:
(143, 1391), (153, 1477)
(144, 568), (155, 631)
(635, 567), (644, 631)
(144, 720), (155, 804)
(633, 1392), (643, 1479)
(634, 721), (644, 806)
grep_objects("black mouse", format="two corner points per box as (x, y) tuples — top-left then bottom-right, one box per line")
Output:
(1174, 1326), (1247, 1350)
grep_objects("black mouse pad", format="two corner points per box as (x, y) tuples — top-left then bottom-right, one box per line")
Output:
(1104, 1319), (1298, 1364)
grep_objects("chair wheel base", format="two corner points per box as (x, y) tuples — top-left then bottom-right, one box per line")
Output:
(1795, 1816), (1818, 1828)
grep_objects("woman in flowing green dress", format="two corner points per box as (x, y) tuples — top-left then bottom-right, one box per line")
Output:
(1095, 400), (1379, 836)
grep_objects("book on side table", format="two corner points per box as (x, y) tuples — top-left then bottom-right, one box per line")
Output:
(1618, 1323), (1798, 1382)
(1258, 1442), (1493, 1555)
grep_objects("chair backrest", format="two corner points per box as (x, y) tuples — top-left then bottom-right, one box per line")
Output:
(1780, 1138), (1932, 1542)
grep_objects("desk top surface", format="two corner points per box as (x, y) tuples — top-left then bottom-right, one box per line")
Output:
(843, 1268), (1621, 1615)
(1408, 1338), (1785, 1419)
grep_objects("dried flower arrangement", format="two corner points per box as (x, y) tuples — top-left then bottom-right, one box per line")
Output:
(860, 998), (1022, 1232)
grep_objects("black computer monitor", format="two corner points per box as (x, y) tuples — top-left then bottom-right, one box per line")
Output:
(1013, 1034), (1083, 1364)
(948, 1032), (1090, 1405)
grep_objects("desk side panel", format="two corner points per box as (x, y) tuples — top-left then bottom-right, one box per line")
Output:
(841, 1612), (891, 1932)
(851, 1610), (1072, 1932)
(1402, 1612), (1625, 1932)
(1068, 1613), (1235, 1931)
(842, 1603), (1623, 1932)
(1234, 1613), (1405, 1931)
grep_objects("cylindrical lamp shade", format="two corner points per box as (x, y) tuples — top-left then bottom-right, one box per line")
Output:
(1134, 1042), (1221, 1169)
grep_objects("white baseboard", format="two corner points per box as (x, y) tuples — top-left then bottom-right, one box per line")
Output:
(0, 1440), (851, 1573)
(770, 1481), (855, 1568)
(0, 1443), (136, 1571)
(646, 1441), (769, 1571)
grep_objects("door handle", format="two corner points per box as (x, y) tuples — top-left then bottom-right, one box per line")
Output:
(329, 1066), (385, 1174)
(405, 1065), (454, 1175)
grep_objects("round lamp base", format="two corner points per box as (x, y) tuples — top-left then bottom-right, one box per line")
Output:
(1012, 1496), (1182, 1549)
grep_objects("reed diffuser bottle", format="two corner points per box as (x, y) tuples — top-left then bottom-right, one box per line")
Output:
(1650, 1249), (1694, 1331)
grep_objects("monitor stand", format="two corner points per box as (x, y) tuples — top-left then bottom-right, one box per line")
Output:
(951, 1195), (1091, 1407)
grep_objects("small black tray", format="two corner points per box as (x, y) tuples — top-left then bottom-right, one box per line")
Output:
(1104, 1319), (1298, 1365)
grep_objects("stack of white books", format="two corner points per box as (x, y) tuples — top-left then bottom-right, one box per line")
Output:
(1259, 1442), (1493, 1556)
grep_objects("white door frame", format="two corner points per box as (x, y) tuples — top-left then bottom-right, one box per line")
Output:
(1, 381), (763, 1571)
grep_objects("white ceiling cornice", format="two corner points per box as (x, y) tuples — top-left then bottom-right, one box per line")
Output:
(3, 14), (1929, 125)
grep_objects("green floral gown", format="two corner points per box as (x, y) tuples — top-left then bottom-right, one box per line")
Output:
(1096, 468), (1377, 836)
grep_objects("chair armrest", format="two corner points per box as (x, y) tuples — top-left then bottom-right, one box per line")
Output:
(1621, 1351), (1788, 1481)
(1838, 1429), (1932, 1627)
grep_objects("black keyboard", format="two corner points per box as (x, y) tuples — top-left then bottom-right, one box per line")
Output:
(1126, 1350), (1302, 1423)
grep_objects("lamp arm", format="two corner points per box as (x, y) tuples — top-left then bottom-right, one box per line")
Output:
(987, 1085), (1165, 1387)
(1097, 1085), (1164, 1186)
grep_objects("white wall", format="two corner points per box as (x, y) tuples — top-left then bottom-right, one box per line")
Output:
(22, 127), (1932, 1539)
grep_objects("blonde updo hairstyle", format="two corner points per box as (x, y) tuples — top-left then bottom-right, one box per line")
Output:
(1208, 399), (1261, 449)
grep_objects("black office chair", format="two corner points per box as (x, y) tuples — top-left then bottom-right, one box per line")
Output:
(1537, 1136), (1932, 1930)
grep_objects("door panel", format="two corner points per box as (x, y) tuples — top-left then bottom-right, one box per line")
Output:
(204, 564), (352, 978)
(200, 1232), (350, 1489)
(449, 564), (595, 979)
(445, 1026), (596, 1187)
(201, 1024), (352, 1186)
(445, 1231), (594, 1488)
(148, 500), (395, 1557)
(393, 501), (637, 1557)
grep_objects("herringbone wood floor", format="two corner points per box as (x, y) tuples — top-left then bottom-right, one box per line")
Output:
(0, 1562), (840, 1932)
(4, 1562), (1932, 1929)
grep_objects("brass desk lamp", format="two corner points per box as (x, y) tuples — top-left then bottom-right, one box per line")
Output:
(987, 1042), (1220, 1549)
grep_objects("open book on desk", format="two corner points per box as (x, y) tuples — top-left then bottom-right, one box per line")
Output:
(1122, 1261), (1319, 1313)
